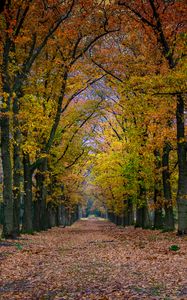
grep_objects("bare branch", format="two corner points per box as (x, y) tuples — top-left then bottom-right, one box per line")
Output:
(71, 28), (120, 65)
(14, 0), (33, 37)
(118, 1), (156, 29)
(65, 149), (85, 169)
(90, 56), (123, 83)
(60, 74), (106, 115)
(56, 99), (104, 163)
(23, 0), (75, 75)
(103, 115), (122, 141)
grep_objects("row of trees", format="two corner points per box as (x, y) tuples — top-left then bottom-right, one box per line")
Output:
(0, 0), (121, 238)
(83, 0), (187, 233)
(0, 0), (186, 238)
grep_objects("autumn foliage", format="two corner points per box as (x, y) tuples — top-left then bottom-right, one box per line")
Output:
(0, 0), (187, 239)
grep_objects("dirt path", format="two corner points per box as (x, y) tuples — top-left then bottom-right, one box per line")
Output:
(0, 219), (187, 300)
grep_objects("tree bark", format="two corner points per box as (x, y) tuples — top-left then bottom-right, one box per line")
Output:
(162, 143), (175, 231)
(47, 203), (56, 228)
(61, 205), (66, 226)
(153, 187), (163, 229)
(55, 206), (60, 226)
(176, 95), (187, 235)
(22, 153), (33, 233)
(1, 112), (14, 238)
(1, 37), (14, 238)
(33, 198), (40, 231)
(13, 142), (21, 236)
(116, 215), (122, 226)
(135, 186), (150, 229)
(136, 205), (150, 229)
(124, 198), (134, 226)
(153, 150), (163, 229)
(35, 158), (48, 231)
(13, 97), (22, 236)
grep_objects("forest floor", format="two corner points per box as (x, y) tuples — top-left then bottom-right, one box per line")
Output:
(0, 219), (187, 300)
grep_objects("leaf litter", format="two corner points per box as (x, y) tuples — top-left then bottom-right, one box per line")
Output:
(0, 219), (187, 300)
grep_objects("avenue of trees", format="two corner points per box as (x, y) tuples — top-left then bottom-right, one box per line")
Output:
(0, 0), (186, 238)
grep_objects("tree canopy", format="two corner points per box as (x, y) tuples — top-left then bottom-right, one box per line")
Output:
(0, 0), (187, 237)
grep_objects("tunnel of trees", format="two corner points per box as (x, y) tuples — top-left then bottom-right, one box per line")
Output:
(0, 0), (186, 239)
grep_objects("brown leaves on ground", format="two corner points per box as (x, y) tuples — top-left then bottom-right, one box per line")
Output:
(0, 219), (187, 300)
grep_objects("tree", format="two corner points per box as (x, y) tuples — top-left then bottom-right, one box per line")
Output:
(0, 0), (121, 237)
(118, 0), (186, 233)
(0, 0), (76, 238)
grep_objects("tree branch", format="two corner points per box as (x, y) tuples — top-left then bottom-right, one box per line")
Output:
(22, 0), (75, 75)
(103, 115), (122, 141)
(65, 149), (85, 169)
(14, 0), (33, 37)
(56, 99), (104, 163)
(61, 74), (106, 115)
(90, 57), (123, 83)
(71, 28), (120, 65)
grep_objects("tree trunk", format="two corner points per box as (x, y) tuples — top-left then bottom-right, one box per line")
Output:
(153, 187), (163, 229)
(135, 185), (150, 229)
(40, 160), (48, 230)
(55, 206), (60, 226)
(136, 205), (150, 229)
(176, 95), (187, 235)
(75, 204), (79, 221)
(61, 205), (66, 226)
(162, 143), (175, 231)
(114, 214), (117, 225)
(108, 211), (112, 222)
(116, 215), (122, 226)
(47, 203), (56, 228)
(22, 153), (33, 233)
(65, 208), (69, 226)
(124, 198), (134, 226)
(108, 211), (115, 223)
(128, 198), (134, 225)
(33, 198), (40, 231)
(35, 159), (48, 231)
(13, 142), (21, 236)
(70, 205), (78, 224)
(67, 207), (71, 225)
(153, 150), (163, 229)
(13, 99), (22, 236)
(1, 111), (14, 238)
(135, 206), (143, 228)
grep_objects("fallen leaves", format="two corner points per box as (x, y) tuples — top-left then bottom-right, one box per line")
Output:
(0, 219), (187, 299)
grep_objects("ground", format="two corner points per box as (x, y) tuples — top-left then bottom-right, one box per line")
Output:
(0, 218), (187, 300)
